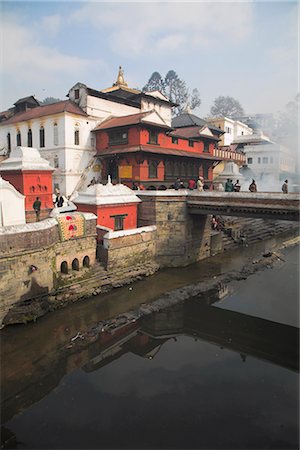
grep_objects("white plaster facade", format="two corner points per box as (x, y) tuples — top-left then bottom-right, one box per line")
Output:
(1, 74), (173, 197)
(206, 117), (253, 146)
(244, 142), (295, 180)
(0, 176), (26, 226)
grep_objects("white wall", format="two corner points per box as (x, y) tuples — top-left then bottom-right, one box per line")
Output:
(0, 179), (26, 226)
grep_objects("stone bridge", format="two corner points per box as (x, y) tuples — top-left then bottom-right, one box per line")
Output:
(187, 192), (300, 221)
(138, 190), (299, 268)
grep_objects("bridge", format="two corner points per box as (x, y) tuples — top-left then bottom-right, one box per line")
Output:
(187, 192), (300, 221)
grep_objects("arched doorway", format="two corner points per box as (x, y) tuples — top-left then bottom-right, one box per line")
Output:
(83, 255), (90, 268)
(61, 261), (68, 274)
(72, 258), (80, 271)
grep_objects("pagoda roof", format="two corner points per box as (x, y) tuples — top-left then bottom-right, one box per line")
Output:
(93, 111), (171, 131)
(172, 112), (224, 134)
(96, 145), (222, 161)
(170, 126), (220, 141)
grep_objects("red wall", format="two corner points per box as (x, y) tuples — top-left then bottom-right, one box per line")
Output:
(1, 170), (53, 211)
(75, 202), (138, 229)
(96, 126), (215, 156)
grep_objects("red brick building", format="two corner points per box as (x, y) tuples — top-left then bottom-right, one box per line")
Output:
(0, 146), (54, 221)
(74, 180), (141, 230)
(93, 110), (224, 189)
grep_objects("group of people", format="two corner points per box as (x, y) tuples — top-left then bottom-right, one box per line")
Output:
(174, 177), (205, 192)
(225, 179), (241, 192)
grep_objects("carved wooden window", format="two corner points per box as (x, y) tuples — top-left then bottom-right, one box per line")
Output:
(110, 214), (127, 231)
(74, 89), (80, 99)
(203, 140), (210, 153)
(148, 129), (158, 145)
(108, 130), (128, 145)
(148, 160), (158, 178)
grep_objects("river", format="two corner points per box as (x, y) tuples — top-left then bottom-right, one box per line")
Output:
(1, 237), (299, 449)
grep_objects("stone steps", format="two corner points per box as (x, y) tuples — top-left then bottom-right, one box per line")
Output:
(220, 217), (298, 250)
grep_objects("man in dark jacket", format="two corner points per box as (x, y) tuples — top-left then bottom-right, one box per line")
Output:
(33, 197), (41, 221)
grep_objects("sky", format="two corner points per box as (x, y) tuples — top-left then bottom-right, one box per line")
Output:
(0, 1), (298, 117)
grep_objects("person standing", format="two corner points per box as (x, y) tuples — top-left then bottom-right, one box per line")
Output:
(234, 179), (241, 192)
(225, 178), (231, 192)
(249, 179), (257, 192)
(281, 179), (288, 194)
(174, 177), (181, 190)
(197, 176), (204, 192)
(33, 197), (41, 221)
(188, 178), (196, 190)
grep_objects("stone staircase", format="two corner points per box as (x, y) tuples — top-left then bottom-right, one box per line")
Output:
(219, 216), (298, 251)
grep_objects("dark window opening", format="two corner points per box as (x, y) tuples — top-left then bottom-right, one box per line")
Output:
(74, 89), (80, 99)
(7, 133), (11, 151)
(39, 127), (45, 148)
(109, 130), (128, 145)
(172, 137), (178, 144)
(27, 129), (32, 147)
(203, 141), (209, 152)
(148, 160), (158, 178)
(74, 129), (79, 145)
(148, 129), (158, 144)
(188, 140), (194, 147)
(72, 258), (80, 271)
(61, 261), (68, 274)
(83, 256), (90, 268)
(16, 131), (21, 147)
(110, 214), (127, 231)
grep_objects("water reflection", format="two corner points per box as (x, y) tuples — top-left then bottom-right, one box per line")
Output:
(1, 239), (299, 449)
(2, 292), (298, 428)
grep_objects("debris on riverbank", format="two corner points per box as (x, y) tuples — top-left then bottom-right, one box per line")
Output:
(65, 241), (295, 350)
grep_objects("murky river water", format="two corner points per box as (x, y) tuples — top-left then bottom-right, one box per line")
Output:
(1, 237), (299, 449)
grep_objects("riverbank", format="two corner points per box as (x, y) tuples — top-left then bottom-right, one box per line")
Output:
(1, 234), (298, 450)
(62, 235), (300, 351)
(1, 221), (298, 328)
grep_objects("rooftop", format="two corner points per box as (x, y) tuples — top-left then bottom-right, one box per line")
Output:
(1, 100), (87, 125)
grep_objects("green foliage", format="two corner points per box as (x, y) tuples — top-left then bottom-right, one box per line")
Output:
(210, 96), (244, 118)
(143, 70), (201, 116)
(40, 97), (61, 105)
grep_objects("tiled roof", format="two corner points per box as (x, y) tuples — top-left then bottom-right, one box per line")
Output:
(170, 126), (220, 141)
(1, 100), (87, 125)
(93, 112), (171, 131)
(172, 112), (224, 134)
(97, 145), (222, 161)
(14, 96), (40, 106)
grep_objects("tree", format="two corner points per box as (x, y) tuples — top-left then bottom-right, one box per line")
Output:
(143, 72), (164, 92)
(40, 97), (61, 105)
(210, 96), (244, 118)
(143, 70), (201, 116)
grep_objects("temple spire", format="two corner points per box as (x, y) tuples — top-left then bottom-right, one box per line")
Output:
(113, 66), (128, 87)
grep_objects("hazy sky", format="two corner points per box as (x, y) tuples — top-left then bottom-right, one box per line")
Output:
(0, 1), (298, 116)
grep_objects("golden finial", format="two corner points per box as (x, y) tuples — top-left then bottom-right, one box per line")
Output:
(113, 65), (128, 87)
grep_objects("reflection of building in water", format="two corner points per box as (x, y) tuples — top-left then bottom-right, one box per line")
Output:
(1, 298), (298, 426)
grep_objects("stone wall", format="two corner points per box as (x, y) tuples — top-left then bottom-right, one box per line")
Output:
(101, 226), (157, 271)
(0, 215), (97, 327)
(138, 191), (211, 267)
